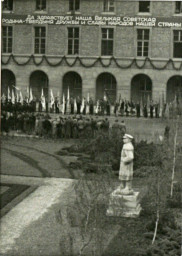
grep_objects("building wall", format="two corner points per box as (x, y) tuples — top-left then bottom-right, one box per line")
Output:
(11, 24), (174, 58)
(2, 0), (182, 103)
(151, 28), (171, 58)
(2, 60), (181, 101)
(14, 25), (32, 54)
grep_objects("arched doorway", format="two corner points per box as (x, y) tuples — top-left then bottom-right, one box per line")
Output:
(1, 69), (16, 96)
(167, 76), (182, 103)
(29, 71), (49, 100)
(131, 74), (152, 104)
(96, 73), (116, 104)
(62, 72), (82, 98)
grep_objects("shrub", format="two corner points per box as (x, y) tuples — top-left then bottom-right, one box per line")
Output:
(165, 182), (182, 208)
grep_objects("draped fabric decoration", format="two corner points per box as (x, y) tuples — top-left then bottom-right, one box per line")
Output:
(2, 55), (182, 70)
(8, 87), (11, 100)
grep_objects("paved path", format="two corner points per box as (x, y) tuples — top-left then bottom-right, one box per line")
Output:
(1, 138), (81, 179)
(0, 175), (122, 256)
(0, 175), (75, 256)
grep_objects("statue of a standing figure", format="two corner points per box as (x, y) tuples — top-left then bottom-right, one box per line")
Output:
(107, 134), (142, 217)
(117, 134), (134, 195)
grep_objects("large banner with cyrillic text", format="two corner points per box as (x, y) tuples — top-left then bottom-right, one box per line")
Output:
(2, 14), (182, 27)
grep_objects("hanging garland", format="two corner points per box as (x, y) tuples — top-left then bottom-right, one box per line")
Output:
(2, 54), (182, 71)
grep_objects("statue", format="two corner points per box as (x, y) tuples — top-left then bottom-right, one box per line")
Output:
(107, 133), (142, 217)
(117, 134), (134, 195)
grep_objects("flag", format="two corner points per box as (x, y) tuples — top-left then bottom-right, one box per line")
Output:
(86, 93), (90, 114)
(8, 87), (11, 100)
(140, 97), (143, 116)
(16, 91), (19, 102)
(66, 87), (70, 114)
(12, 90), (15, 104)
(74, 98), (77, 114)
(95, 100), (99, 114)
(12, 85), (20, 91)
(29, 87), (33, 103)
(67, 86), (70, 104)
(19, 91), (24, 105)
(80, 97), (85, 113)
(103, 91), (107, 101)
(50, 89), (55, 107)
(56, 91), (60, 110)
(61, 93), (65, 114)
(41, 88), (46, 110)
(1, 93), (6, 103)
(26, 87), (29, 103)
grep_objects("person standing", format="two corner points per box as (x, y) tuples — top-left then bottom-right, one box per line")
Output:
(143, 104), (148, 118)
(83, 97), (86, 115)
(114, 101), (119, 117)
(106, 100), (110, 116)
(125, 101), (129, 117)
(150, 101), (154, 118)
(120, 100), (125, 116)
(70, 97), (74, 115)
(155, 102), (159, 118)
(55, 97), (60, 114)
(136, 102), (140, 118)
(89, 98), (94, 115)
(77, 96), (81, 114)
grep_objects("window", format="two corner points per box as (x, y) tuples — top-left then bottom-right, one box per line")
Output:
(68, 28), (79, 55)
(69, 0), (80, 11)
(2, 0), (13, 11)
(2, 26), (13, 53)
(173, 30), (182, 58)
(139, 1), (150, 12)
(36, 0), (46, 11)
(101, 28), (114, 56)
(34, 27), (46, 54)
(103, 0), (115, 12)
(137, 29), (149, 57)
(175, 1), (182, 14)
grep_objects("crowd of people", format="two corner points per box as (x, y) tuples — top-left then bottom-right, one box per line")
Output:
(1, 111), (126, 139)
(1, 96), (162, 118)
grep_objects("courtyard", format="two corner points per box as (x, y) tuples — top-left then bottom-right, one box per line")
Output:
(0, 116), (181, 256)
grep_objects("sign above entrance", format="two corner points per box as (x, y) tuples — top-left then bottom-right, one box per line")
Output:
(2, 14), (182, 28)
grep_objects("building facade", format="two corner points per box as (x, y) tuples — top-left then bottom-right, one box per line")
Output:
(2, 0), (182, 105)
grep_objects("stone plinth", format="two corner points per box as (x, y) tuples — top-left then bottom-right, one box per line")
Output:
(106, 188), (142, 218)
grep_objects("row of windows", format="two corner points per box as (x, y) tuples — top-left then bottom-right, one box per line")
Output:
(3, 0), (182, 14)
(2, 26), (182, 58)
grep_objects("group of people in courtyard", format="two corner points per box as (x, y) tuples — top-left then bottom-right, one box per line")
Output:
(1, 95), (164, 118)
(1, 111), (126, 139)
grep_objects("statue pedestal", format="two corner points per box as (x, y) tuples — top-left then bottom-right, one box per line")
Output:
(106, 187), (142, 218)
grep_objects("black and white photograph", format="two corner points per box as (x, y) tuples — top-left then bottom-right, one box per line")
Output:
(1, 0), (182, 255)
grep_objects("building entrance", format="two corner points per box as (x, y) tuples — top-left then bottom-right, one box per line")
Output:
(62, 72), (82, 99)
(1, 69), (16, 97)
(131, 74), (152, 104)
(96, 73), (116, 104)
(167, 76), (182, 103)
(29, 71), (49, 101)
